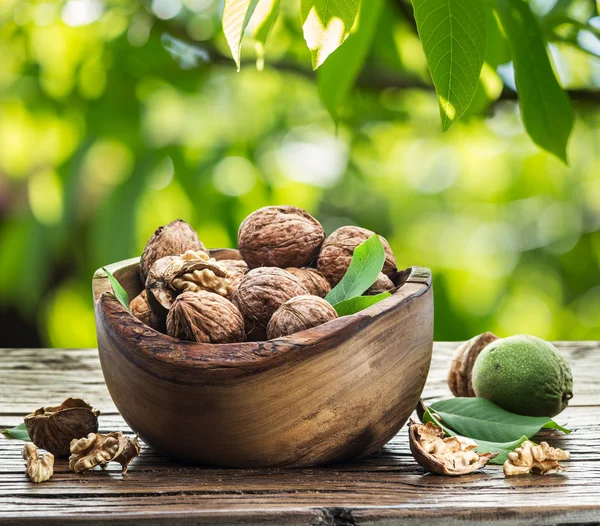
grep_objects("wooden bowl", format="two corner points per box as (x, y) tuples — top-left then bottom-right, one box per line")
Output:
(92, 250), (434, 468)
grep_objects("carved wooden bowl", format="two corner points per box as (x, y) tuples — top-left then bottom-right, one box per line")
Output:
(92, 249), (434, 468)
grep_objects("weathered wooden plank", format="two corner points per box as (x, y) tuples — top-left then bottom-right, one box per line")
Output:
(0, 342), (598, 524)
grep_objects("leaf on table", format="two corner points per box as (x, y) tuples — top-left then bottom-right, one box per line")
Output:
(2, 423), (30, 441)
(333, 292), (391, 316)
(317, 0), (385, 119)
(424, 408), (527, 464)
(102, 267), (130, 312)
(496, 0), (574, 163)
(301, 0), (361, 70)
(411, 0), (487, 131)
(325, 234), (385, 306)
(251, 0), (280, 70)
(223, 0), (260, 70)
(428, 397), (571, 443)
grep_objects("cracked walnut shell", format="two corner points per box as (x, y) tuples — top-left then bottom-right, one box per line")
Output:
(130, 290), (164, 332)
(238, 206), (325, 268)
(140, 219), (204, 283)
(317, 226), (397, 286)
(24, 398), (100, 456)
(284, 267), (331, 298)
(504, 440), (570, 476)
(231, 267), (309, 334)
(448, 332), (499, 397)
(409, 420), (497, 476)
(167, 291), (245, 343)
(23, 443), (54, 483)
(69, 432), (141, 474)
(267, 295), (338, 339)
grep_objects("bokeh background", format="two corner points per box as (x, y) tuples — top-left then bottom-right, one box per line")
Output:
(1, 0), (600, 348)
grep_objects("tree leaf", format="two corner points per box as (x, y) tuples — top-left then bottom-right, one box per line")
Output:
(411, 0), (487, 131)
(301, 0), (360, 70)
(2, 423), (30, 441)
(102, 267), (130, 312)
(333, 292), (391, 316)
(252, 0), (280, 71)
(317, 0), (384, 119)
(223, 0), (260, 70)
(424, 408), (527, 464)
(495, 0), (574, 163)
(429, 397), (571, 443)
(325, 234), (385, 306)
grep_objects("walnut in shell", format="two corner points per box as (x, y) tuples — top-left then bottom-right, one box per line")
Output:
(69, 432), (141, 474)
(409, 420), (497, 476)
(284, 267), (331, 298)
(317, 226), (397, 286)
(130, 290), (164, 332)
(448, 332), (499, 397)
(24, 398), (100, 456)
(267, 295), (338, 339)
(231, 267), (309, 336)
(237, 206), (325, 268)
(140, 219), (204, 283)
(366, 272), (395, 295)
(167, 291), (245, 343)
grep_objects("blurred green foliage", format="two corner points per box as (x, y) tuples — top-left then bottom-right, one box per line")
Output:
(1, 0), (600, 348)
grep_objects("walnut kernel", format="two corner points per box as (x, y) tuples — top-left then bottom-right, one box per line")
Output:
(504, 440), (570, 476)
(69, 432), (141, 474)
(23, 443), (54, 483)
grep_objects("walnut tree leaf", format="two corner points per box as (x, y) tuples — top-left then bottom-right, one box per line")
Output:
(2, 423), (30, 441)
(333, 292), (391, 316)
(102, 267), (130, 312)
(222, 0), (261, 70)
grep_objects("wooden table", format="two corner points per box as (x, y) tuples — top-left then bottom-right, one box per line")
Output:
(1, 342), (598, 524)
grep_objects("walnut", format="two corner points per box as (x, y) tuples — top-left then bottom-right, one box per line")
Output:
(238, 206), (325, 269)
(448, 332), (499, 397)
(22, 443), (54, 483)
(130, 290), (164, 332)
(267, 295), (338, 339)
(24, 398), (100, 456)
(408, 420), (497, 476)
(69, 432), (141, 474)
(231, 267), (308, 337)
(366, 272), (395, 295)
(218, 259), (249, 296)
(167, 291), (245, 343)
(284, 267), (331, 298)
(146, 251), (227, 310)
(317, 226), (397, 286)
(504, 440), (570, 476)
(140, 219), (204, 283)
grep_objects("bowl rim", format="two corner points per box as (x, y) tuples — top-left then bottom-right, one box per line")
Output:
(93, 254), (432, 380)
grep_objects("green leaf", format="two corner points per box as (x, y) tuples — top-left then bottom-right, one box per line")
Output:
(411, 0), (487, 131)
(301, 0), (361, 70)
(429, 397), (571, 443)
(424, 409), (527, 464)
(2, 423), (30, 441)
(333, 292), (391, 316)
(317, 0), (384, 119)
(325, 234), (385, 306)
(495, 0), (574, 163)
(102, 267), (130, 312)
(223, 0), (260, 70)
(252, 0), (280, 70)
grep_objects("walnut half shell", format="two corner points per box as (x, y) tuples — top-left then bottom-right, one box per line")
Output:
(409, 420), (497, 476)
(448, 332), (499, 397)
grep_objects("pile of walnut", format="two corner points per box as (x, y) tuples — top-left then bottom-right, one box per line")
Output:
(129, 206), (398, 342)
(21, 398), (140, 483)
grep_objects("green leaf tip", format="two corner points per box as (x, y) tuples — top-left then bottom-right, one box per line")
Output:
(102, 266), (130, 312)
(2, 423), (30, 441)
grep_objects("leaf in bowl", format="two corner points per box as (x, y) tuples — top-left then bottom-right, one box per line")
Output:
(333, 292), (391, 316)
(102, 267), (130, 312)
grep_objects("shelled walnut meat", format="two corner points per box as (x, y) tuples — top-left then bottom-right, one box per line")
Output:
(238, 206), (325, 268)
(267, 295), (338, 339)
(318, 226), (397, 286)
(69, 432), (141, 474)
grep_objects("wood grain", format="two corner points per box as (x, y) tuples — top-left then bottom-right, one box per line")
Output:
(0, 341), (599, 524)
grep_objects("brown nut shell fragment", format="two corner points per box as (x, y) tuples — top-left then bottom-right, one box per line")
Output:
(267, 295), (338, 339)
(231, 267), (309, 334)
(366, 272), (395, 295)
(140, 219), (204, 283)
(238, 206), (325, 269)
(24, 398), (100, 456)
(130, 290), (165, 332)
(23, 443), (54, 483)
(409, 420), (497, 476)
(448, 332), (499, 397)
(504, 440), (570, 476)
(167, 291), (245, 343)
(284, 267), (331, 298)
(317, 226), (397, 286)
